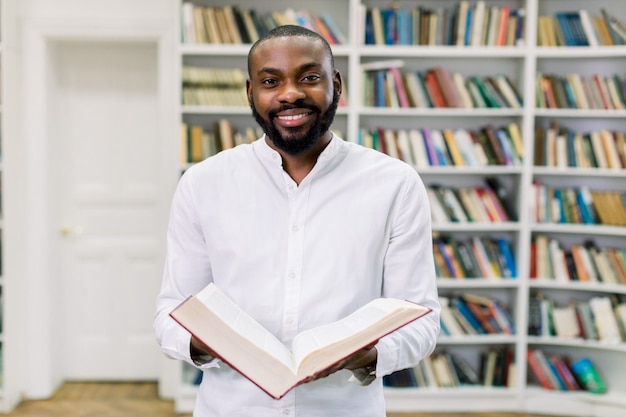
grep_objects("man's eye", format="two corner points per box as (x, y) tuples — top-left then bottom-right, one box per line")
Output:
(262, 79), (277, 86)
(303, 75), (320, 82)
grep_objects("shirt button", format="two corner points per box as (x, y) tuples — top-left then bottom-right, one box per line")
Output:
(292, 225), (300, 231)
(288, 272), (296, 279)
(283, 409), (291, 415)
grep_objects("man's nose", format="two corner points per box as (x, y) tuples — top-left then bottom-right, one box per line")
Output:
(277, 80), (306, 102)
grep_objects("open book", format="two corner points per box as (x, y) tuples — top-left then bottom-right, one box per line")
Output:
(169, 283), (432, 399)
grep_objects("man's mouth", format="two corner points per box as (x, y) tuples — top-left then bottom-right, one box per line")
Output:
(274, 110), (314, 127)
(277, 112), (311, 121)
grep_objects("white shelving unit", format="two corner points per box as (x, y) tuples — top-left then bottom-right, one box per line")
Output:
(0, 0), (20, 413)
(168, 0), (626, 415)
(0, 0), (4, 405)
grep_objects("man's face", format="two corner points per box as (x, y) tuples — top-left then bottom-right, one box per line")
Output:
(247, 36), (341, 155)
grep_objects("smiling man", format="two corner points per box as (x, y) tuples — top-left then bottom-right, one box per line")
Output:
(247, 25), (342, 184)
(154, 25), (440, 417)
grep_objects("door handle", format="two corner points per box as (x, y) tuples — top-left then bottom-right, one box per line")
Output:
(60, 225), (84, 236)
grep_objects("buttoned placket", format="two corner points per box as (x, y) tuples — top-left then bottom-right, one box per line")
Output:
(279, 171), (309, 414)
(262, 138), (334, 414)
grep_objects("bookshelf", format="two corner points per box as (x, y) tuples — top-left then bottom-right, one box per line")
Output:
(169, 0), (626, 415)
(0, 0), (4, 405)
(0, 0), (20, 413)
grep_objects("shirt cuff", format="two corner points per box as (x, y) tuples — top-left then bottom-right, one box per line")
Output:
(349, 365), (377, 386)
(372, 336), (399, 377)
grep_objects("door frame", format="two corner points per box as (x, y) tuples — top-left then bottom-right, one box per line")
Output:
(18, 15), (178, 399)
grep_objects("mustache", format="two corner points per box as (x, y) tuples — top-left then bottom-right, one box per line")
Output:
(269, 103), (321, 119)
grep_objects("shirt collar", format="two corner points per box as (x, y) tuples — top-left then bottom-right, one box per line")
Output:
(253, 132), (343, 168)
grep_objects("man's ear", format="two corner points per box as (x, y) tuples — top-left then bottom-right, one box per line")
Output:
(333, 70), (343, 97)
(246, 79), (253, 106)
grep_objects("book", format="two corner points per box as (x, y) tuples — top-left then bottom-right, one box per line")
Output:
(527, 349), (554, 390)
(383, 367), (417, 387)
(432, 67), (462, 108)
(169, 283), (432, 399)
(578, 9), (599, 47)
(389, 67), (411, 108)
(432, 352), (458, 387)
(552, 305), (581, 338)
(470, 1), (487, 47)
(593, 15), (615, 45)
(570, 357), (607, 393)
(589, 296), (622, 343)
(549, 354), (581, 391)
(448, 352), (480, 385)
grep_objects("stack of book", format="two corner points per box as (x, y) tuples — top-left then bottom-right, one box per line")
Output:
(537, 8), (626, 47)
(439, 293), (516, 336)
(530, 236), (626, 284)
(529, 292), (626, 343)
(529, 183), (626, 226)
(536, 73), (626, 110)
(180, 3), (346, 45)
(364, 1), (526, 47)
(182, 66), (248, 107)
(361, 61), (523, 109)
(180, 120), (262, 163)
(427, 181), (515, 224)
(534, 123), (626, 169)
(527, 349), (607, 393)
(383, 346), (515, 388)
(433, 235), (517, 279)
(358, 123), (523, 168)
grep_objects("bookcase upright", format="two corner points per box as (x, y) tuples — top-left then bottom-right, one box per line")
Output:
(168, 0), (626, 415)
(0, 0), (21, 412)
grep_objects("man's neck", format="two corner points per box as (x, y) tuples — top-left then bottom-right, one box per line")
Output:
(267, 132), (333, 185)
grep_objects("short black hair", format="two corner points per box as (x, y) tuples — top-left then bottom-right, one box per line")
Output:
(247, 25), (335, 77)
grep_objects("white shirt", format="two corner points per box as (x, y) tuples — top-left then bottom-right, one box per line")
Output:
(154, 135), (440, 417)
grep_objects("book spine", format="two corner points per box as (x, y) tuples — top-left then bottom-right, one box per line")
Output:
(570, 358), (607, 393)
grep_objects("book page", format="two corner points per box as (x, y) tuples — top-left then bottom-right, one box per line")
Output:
(196, 284), (295, 370)
(291, 298), (411, 368)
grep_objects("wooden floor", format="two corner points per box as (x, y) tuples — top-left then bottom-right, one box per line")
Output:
(4, 382), (574, 417)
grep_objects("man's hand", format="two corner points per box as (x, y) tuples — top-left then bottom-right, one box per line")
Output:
(304, 342), (378, 382)
(190, 336), (218, 364)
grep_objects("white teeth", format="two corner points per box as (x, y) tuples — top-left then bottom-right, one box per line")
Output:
(278, 113), (308, 121)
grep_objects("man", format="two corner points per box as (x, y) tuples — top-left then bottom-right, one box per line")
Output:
(154, 25), (440, 416)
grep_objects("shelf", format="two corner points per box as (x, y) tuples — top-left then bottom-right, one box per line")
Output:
(534, 109), (626, 119)
(417, 166), (524, 175)
(181, 105), (350, 116)
(181, 105), (251, 114)
(384, 386), (520, 413)
(358, 107), (525, 117)
(525, 386), (626, 407)
(532, 167), (626, 177)
(179, 43), (354, 57)
(432, 222), (521, 232)
(529, 224), (626, 236)
(438, 335), (518, 345)
(529, 280), (626, 294)
(359, 45), (528, 58)
(534, 46), (626, 58)
(437, 279), (519, 289)
(169, 0), (626, 414)
(527, 337), (626, 352)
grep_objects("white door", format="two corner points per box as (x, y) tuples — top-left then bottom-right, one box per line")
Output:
(51, 41), (165, 380)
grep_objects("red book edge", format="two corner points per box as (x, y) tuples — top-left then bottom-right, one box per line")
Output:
(170, 297), (433, 399)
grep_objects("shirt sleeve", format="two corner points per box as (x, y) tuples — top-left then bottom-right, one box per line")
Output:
(153, 169), (217, 368)
(374, 168), (441, 378)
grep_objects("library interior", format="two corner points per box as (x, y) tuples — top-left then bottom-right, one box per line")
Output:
(0, 0), (625, 416)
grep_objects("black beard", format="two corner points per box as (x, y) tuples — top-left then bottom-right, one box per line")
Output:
(250, 91), (340, 156)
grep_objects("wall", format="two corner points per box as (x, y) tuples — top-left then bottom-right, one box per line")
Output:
(13, 0), (178, 400)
